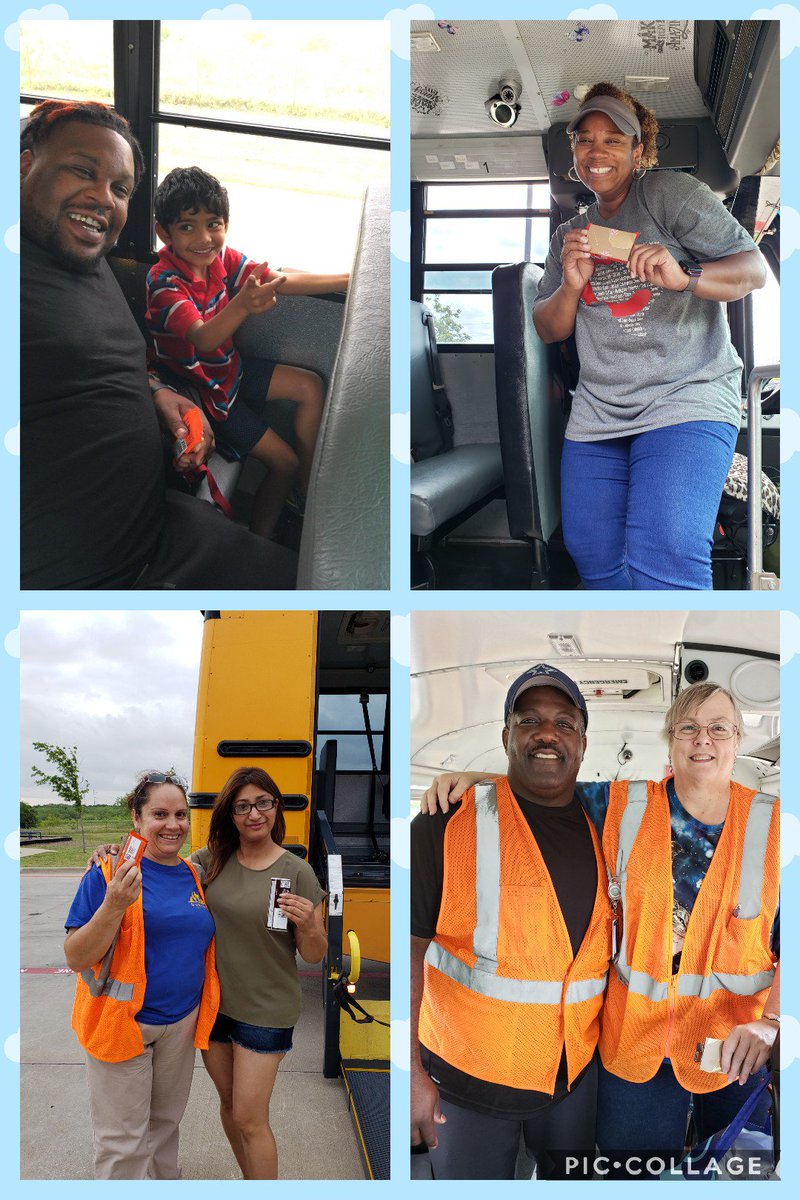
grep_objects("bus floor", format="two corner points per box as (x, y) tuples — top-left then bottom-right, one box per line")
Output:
(20, 870), (367, 1180)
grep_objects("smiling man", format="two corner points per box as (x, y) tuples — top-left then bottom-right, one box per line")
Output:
(410, 664), (610, 1180)
(20, 100), (296, 589)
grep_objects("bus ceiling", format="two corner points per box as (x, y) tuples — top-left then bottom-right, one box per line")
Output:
(411, 19), (779, 202)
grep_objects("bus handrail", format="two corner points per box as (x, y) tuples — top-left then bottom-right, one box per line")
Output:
(747, 363), (780, 591)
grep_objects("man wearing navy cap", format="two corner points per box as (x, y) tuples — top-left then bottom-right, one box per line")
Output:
(411, 665), (607, 1180)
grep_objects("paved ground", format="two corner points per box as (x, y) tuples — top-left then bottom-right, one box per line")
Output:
(21, 871), (370, 1180)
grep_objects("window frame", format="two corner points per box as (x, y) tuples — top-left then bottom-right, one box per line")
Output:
(21, 19), (390, 263)
(316, 687), (389, 774)
(414, 179), (551, 351)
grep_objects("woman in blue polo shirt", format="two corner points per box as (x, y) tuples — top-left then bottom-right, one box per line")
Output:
(65, 771), (218, 1180)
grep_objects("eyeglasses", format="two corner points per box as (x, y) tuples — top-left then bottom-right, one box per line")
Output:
(232, 798), (276, 817)
(139, 771), (188, 789)
(670, 721), (739, 741)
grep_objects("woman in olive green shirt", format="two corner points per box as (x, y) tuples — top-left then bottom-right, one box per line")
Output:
(193, 766), (327, 1180)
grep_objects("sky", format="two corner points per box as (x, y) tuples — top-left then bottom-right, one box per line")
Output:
(20, 611), (205, 806)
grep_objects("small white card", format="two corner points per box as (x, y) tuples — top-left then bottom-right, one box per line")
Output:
(266, 877), (291, 930)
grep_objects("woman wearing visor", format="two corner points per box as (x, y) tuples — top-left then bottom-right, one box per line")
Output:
(533, 83), (767, 590)
(422, 681), (779, 1177)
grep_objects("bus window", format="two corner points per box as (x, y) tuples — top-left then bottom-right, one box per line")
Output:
(20, 20), (390, 592)
(20, 20), (114, 105)
(410, 19), (780, 594)
(156, 20), (390, 270)
(422, 183), (551, 344)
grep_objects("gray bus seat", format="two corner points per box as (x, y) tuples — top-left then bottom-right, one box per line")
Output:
(411, 444), (506, 536)
(297, 185), (390, 589)
(196, 293), (344, 507)
(492, 262), (567, 580)
(410, 301), (503, 538)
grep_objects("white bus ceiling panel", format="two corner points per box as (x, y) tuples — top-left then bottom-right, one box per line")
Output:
(411, 19), (706, 142)
(410, 613), (780, 787)
(677, 647), (780, 711)
(413, 699), (778, 793)
(411, 21), (544, 138)
(410, 611), (779, 676)
(411, 136), (548, 182)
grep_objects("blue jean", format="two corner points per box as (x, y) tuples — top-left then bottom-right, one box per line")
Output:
(595, 1059), (772, 1179)
(561, 421), (738, 590)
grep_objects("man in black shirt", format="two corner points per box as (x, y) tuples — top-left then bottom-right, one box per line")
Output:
(411, 664), (604, 1179)
(20, 101), (296, 589)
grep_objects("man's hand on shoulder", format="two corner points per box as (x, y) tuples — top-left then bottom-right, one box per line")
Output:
(421, 772), (499, 815)
(151, 388), (214, 470)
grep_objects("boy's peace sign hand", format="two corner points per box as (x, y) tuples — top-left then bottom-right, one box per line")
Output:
(237, 268), (286, 315)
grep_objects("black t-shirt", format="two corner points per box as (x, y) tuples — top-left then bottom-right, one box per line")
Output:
(21, 237), (166, 588)
(411, 786), (598, 1117)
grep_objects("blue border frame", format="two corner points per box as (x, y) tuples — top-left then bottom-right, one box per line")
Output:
(5, 2), (798, 1191)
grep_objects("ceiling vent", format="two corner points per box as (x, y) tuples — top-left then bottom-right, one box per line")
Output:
(625, 75), (672, 93)
(411, 31), (440, 53)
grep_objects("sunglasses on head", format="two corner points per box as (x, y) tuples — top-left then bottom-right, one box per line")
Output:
(139, 771), (188, 790)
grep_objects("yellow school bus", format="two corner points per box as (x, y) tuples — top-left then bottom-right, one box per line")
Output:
(190, 609), (390, 1178)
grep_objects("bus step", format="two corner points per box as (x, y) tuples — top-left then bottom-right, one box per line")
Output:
(341, 1060), (390, 1181)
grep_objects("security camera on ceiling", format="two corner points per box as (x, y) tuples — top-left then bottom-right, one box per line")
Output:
(485, 79), (521, 128)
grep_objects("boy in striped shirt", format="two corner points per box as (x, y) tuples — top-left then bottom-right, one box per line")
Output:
(146, 167), (348, 536)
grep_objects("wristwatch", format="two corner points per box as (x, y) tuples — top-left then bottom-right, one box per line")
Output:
(763, 1013), (780, 1024)
(679, 259), (703, 293)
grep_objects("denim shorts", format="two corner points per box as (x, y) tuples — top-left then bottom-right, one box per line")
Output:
(209, 1011), (293, 1054)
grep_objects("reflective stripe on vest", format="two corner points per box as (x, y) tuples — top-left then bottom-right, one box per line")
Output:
(473, 782), (501, 974)
(611, 779), (648, 986)
(677, 969), (776, 999)
(78, 854), (136, 1002)
(426, 940), (607, 1005)
(613, 782), (775, 998)
(424, 782), (608, 1006)
(80, 966), (135, 1002)
(738, 791), (777, 918)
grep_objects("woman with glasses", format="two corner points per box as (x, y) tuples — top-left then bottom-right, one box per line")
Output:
(191, 766), (327, 1180)
(65, 771), (219, 1179)
(533, 82), (767, 590)
(421, 682), (779, 1178)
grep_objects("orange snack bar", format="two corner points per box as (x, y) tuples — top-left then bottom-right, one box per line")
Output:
(174, 406), (204, 458)
(117, 831), (147, 870)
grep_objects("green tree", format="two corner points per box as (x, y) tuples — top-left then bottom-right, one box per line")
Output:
(31, 743), (90, 850)
(428, 294), (471, 344)
(20, 801), (38, 830)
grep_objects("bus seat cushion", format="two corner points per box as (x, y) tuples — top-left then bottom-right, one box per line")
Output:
(411, 444), (503, 536)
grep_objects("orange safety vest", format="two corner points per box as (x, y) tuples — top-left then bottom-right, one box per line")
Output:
(71, 856), (220, 1063)
(419, 779), (612, 1094)
(599, 778), (779, 1093)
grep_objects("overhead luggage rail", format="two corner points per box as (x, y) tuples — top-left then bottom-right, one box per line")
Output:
(747, 363), (780, 591)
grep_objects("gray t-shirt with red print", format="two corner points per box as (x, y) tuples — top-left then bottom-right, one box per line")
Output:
(535, 170), (757, 441)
